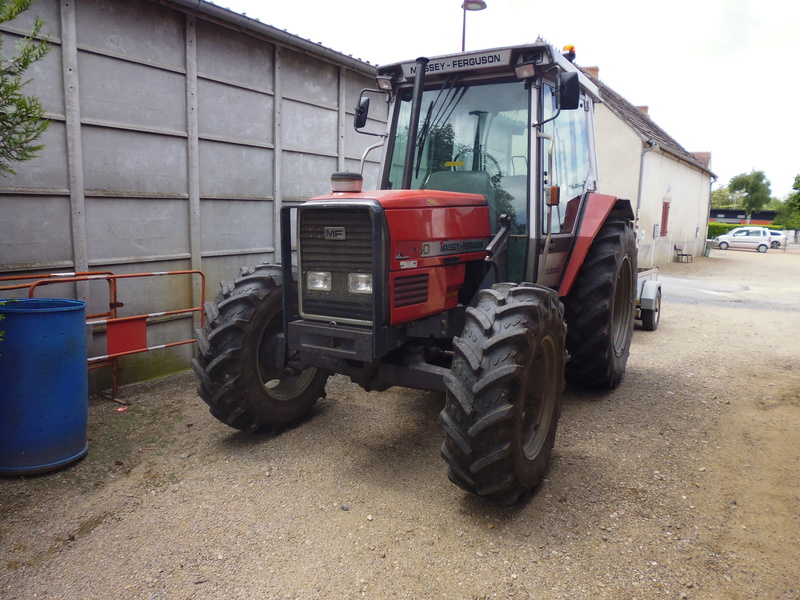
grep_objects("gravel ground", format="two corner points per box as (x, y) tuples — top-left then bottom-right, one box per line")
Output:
(2, 244), (799, 600)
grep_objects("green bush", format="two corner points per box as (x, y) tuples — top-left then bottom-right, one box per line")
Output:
(707, 222), (739, 238)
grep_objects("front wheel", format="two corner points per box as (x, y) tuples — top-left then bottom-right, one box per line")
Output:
(440, 283), (566, 504)
(758, 244), (768, 253)
(718, 241), (729, 250)
(192, 265), (329, 432)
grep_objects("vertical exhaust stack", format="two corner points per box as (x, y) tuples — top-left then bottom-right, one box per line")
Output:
(330, 171), (363, 193)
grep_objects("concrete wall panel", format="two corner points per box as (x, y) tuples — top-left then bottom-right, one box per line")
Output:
(282, 99), (338, 154)
(281, 152), (338, 200)
(85, 197), (189, 262)
(10, 0), (61, 39)
(281, 49), (337, 106)
(200, 199), (274, 254)
(2, 32), (66, 118)
(198, 140), (272, 198)
(0, 122), (69, 191)
(196, 19), (273, 90)
(0, 195), (72, 267)
(75, 0), (184, 69)
(197, 78), (272, 144)
(82, 127), (188, 195)
(79, 52), (186, 132)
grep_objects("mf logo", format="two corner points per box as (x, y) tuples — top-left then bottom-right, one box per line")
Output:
(324, 227), (346, 241)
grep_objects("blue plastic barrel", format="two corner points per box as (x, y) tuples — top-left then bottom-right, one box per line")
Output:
(0, 298), (88, 475)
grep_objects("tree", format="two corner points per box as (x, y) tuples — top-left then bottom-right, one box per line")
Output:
(774, 174), (800, 230)
(711, 185), (739, 209)
(728, 170), (771, 219)
(0, 0), (50, 177)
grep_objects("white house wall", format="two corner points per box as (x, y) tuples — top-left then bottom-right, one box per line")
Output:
(637, 152), (711, 267)
(593, 103), (711, 267)
(0, 0), (383, 387)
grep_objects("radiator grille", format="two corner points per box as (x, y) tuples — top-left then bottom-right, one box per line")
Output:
(299, 207), (374, 322)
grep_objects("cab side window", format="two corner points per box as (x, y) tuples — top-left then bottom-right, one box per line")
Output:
(541, 84), (591, 234)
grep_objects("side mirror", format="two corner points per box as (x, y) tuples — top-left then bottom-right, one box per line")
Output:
(354, 96), (370, 130)
(559, 71), (580, 110)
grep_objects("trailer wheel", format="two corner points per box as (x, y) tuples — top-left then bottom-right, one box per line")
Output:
(641, 288), (661, 331)
(563, 219), (637, 388)
(192, 265), (328, 432)
(440, 283), (566, 504)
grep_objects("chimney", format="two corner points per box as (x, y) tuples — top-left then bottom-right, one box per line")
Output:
(584, 66), (599, 79)
(637, 106), (649, 116)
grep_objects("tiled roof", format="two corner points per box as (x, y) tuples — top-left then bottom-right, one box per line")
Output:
(581, 67), (714, 176)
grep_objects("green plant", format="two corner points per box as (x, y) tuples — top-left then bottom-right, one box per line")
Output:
(1, 0), (50, 177)
(707, 222), (741, 238)
(728, 171), (771, 218)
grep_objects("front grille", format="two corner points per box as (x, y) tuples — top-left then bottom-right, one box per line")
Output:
(394, 273), (428, 307)
(299, 207), (374, 322)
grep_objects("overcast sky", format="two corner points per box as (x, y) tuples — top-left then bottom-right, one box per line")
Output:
(216, 0), (799, 199)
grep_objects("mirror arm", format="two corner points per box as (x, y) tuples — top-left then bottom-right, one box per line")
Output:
(359, 138), (387, 176)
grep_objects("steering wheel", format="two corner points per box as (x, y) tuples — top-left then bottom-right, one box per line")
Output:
(453, 148), (502, 179)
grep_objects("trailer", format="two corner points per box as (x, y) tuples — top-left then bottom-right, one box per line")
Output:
(636, 267), (662, 331)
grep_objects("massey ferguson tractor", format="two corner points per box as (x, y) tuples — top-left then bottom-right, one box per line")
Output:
(193, 42), (637, 504)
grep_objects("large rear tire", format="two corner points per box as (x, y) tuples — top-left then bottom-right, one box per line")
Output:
(192, 265), (329, 432)
(563, 219), (637, 388)
(440, 283), (566, 504)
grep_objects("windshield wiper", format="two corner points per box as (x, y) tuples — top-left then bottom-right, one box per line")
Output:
(414, 75), (466, 179)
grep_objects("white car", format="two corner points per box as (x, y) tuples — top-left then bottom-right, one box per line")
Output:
(769, 230), (787, 248)
(713, 226), (771, 253)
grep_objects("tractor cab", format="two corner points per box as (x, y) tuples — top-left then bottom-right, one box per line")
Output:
(357, 43), (601, 287)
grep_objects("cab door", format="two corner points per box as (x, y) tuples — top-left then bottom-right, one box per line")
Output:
(534, 82), (596, 287)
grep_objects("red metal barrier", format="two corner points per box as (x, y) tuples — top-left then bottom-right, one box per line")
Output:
(0, 270), (205, 403)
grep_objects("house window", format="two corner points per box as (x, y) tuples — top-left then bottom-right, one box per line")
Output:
(660, 202), (670, 237)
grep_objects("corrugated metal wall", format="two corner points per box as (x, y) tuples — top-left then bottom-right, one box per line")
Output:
(0, 0), (385, 388)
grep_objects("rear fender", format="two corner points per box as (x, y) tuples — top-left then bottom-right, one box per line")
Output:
(558, 194), (634, 297)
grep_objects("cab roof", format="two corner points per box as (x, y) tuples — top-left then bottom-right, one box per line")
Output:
(378, 42), (601, 101)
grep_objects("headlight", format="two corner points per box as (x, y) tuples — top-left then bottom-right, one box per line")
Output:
(348, 273), (372, 294)
(306, 271), (332, 291)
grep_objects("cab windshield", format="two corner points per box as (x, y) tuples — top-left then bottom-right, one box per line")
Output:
(385, 80), (530, 235)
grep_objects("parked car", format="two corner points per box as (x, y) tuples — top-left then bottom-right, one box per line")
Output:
(769, 230), (787, 248)
(713, 226), (771, 252)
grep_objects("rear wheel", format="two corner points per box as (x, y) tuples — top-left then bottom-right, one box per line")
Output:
(758, 244), (768, 253)
(440, 283), (566, 504)
(192, 265), (329, 432)
(563, 219), (637, 388)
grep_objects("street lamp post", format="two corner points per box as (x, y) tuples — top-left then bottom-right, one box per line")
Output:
(461, 1), (487, 52)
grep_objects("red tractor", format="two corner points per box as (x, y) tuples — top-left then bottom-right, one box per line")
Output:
(193, 42), (637, 504)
